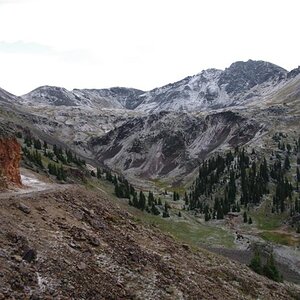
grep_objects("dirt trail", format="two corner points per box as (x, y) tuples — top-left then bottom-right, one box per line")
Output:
(0, 168), (71, 199)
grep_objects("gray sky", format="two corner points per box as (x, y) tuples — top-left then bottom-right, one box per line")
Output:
(0, 0), (299, 95)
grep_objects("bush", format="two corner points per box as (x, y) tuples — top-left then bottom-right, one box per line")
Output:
(249, 250), (262, 274)
(249, 250), (282, 282)
(262, 254), (282, 282)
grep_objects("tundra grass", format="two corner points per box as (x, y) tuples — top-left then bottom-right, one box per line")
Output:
(259, 231), (298, 247)
(251, 198), (287, 230)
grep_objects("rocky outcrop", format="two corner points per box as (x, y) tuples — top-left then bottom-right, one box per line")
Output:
(287, 66), (300, 79)
(0, 137), (22, 187)
(218, 60), (287, 95)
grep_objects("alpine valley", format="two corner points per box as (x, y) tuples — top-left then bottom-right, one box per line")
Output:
(1, 60), (300, 299)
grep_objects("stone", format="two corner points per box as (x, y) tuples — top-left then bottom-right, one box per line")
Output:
(77, 262), (86, 270)
(18, 203), (31, 214)
(12, 255), (22, 262)
(22, 249), (37, 263)
(182, 244), (190, 251)
(30, 292), (41, 300)
(89, 236), (100, 247)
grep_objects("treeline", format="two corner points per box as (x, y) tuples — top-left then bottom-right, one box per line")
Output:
(272, 134), (300, 217)
(104, 169), (163, 216)
(22, 134), (86, 167)
(187, 149), (245, 220)
(48, 163), (67, 181)
(21, 134), (88, 182)
(186, 135), (300, 221)
(22, 147), (43, 168)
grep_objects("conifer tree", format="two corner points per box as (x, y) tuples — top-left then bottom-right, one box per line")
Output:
(132, 192), (139, 208)
(148, 191), (155, 206)
(162, 202), (170, 218)
(184, 192), (189, 205)
(249, 249), (262, 274)
(96, 167), (102, 179)
(284, 156), (290, 170)
(243, 211), (248, 223)
(138, 191), (146, 211)
(114, 182), (120, 197)
(158, 198), (162, 206)
(151, 203), (160, 215)
(34, 138), (42, 150)
(262, 254), (282, 282)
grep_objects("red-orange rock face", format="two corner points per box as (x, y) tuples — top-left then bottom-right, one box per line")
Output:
(0, 137), (22, 186)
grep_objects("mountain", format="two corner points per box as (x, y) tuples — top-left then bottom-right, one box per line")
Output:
(89, 111), (263, 185)
(2, 59), (300, 184)
(22, 86), (144, 109)
(0, 59), (300, 297)
(19, 60), (288, 113)
(134, 60), (288, 113)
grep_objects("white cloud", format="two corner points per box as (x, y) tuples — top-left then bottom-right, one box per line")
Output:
(0, 41), (53, 54)
(0, 0), (299, 95)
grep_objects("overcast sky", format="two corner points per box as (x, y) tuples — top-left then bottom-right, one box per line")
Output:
(0, 0), (299, 95)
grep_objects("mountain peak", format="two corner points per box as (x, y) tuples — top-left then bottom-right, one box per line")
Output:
(22, 85), (78, 106)
(21, 85), (145, 109)
(218, 60), (287, 94)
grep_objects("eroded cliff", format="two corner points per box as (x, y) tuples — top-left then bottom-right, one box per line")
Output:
(0, 137), (22, 187)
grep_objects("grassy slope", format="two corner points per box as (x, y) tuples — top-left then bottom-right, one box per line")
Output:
(88, 178), (235, 249)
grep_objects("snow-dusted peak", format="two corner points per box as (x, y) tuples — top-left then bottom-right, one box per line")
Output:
(134, 60), (289, 113)
(22, 86), (80, 107)
(18, 60), (295, 113)
(218, 60), (287, 94)
(21, 86), (144, 110)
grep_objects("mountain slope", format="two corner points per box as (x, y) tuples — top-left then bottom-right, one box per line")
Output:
(0, 87), (21, 105)
(0, 185), (298, 299)
(89, 110), (263, 184)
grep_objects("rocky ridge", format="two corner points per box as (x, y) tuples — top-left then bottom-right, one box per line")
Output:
(21, 86), (144, 110)
(17, 60), (291, 114)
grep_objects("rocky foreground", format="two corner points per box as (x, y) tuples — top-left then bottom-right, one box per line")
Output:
(0, 186), (299, 299)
